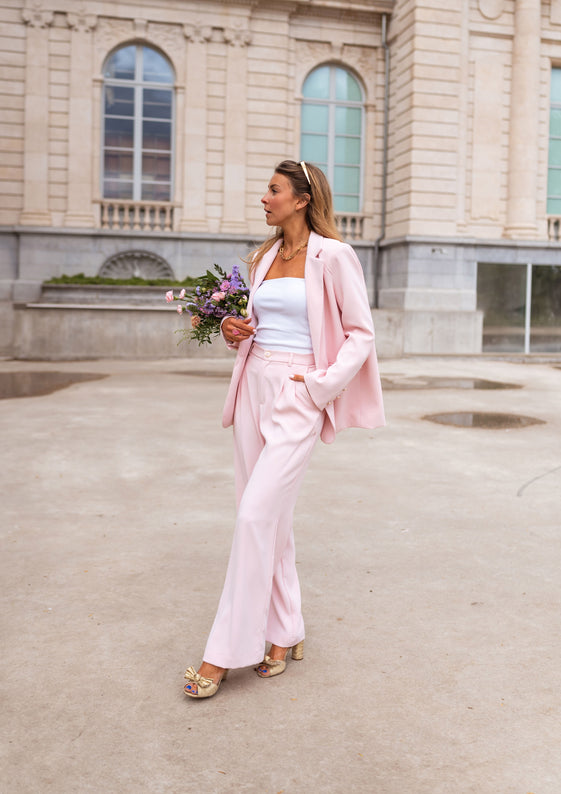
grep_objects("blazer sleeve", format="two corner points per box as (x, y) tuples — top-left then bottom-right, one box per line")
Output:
(304, 243), (375, 410)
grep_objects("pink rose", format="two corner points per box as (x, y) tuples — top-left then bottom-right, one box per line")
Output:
(191, 315), (201, 328)
(211, 291), (226, 302)
(165, 290), (174, 303)
(220, 280), (230, 292)
(176, 305), (183, 314)
(179, 288), (186, 299)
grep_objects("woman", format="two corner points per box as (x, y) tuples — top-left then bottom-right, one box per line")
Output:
(183, 160), (385, 698)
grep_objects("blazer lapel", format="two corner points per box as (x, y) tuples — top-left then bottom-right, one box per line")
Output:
(247, 239), (281, 318)
(305, 231), (325, 363)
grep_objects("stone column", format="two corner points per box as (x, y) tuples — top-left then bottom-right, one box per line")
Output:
(180, 24), (212, 231)
(64, 10), (97, 227)
(221, 26), (252, 234)
(20, 5), (53, 226)
(504, 0), (541, 238)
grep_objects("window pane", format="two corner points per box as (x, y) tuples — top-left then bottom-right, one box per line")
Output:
(547, 196), (561, 214)
(477, 263), (526, 352)
(142, 182), (171, 201)
(105, 85), (134, 117)
(550, 108), (561, 137)
(300, 133), (328, 163)
(301, 103), (328, 134)
(104, 46), (136, 80)
(547, 168), (561, 198)
(143, 88), (172, 120)
(103, 179), (133, 199)
(335, 136), (361, 165)
(334, 194), (360, 212)
(530, 266), (561, 353)
(104, 117), (134, 148)
(335, 68), (362, 102)
(104, 150), (133, 180)
(334, 165), (360, 194)
(548, 139), (561, 167)
(142, 47), (174, 84)
(143, 120), (171, 150)
(302, 66), (330, 99)
(335, 107), (362, 135)
(142, 153), (171, 182)
(551, 68), (561, 103)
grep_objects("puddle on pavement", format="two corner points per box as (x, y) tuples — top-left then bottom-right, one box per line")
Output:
(422, 411), (545, 429)
(381, 376), (521, 390)
(0, 371), (107, 399)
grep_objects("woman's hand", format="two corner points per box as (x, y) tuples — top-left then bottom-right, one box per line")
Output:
(289, 374), (305, 382)
(222, 316), (255, 344)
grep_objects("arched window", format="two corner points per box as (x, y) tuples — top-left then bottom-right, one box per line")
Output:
(102, 44), (174, 202)
(300, 65), (364, 212)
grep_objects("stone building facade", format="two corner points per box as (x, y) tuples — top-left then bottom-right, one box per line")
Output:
(0, 0), (560, 357)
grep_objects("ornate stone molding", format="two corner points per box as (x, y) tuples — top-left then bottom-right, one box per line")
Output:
(22, 2), (53, 28)
(223, 26), (252, 47)
(67, 7), (97, 34)
(478, 0), (505, 21)
(184, 23), (212, 44)
(134, 18), (148, 37)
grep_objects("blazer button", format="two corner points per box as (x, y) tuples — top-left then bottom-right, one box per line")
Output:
(327, 400), (332, 405)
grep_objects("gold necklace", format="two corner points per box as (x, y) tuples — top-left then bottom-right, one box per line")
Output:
(279, 239), (309, 261)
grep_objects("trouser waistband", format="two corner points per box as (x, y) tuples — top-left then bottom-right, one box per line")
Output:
(249, 343), (315, 365)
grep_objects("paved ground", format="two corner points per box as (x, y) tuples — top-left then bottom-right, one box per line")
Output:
(1, 354), (560, 794)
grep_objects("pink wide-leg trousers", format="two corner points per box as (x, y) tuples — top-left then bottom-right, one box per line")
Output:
(203, 345), (324, 669)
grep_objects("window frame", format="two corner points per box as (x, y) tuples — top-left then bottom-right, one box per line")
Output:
(300, 64), (365, 213)
(101, 44), (175, 203)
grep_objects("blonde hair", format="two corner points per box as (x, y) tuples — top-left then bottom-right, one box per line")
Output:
(247, 160), (342, 281)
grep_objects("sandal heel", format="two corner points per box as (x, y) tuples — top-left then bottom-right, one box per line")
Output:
(291, 640), (304, 661)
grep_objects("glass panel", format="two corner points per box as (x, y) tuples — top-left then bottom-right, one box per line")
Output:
(142, 47), (173, 84)
(548, 139), (561, 166)
(142, 120), (171, 150)
(105, 85), (134, 117)
(477, 263), (526, 352)
(551, 68), (561, 103)
(302, 66), (330, 99)
(334, 194), (360, 212)
(301, 103), (328, 134)
(549, 108), (561, 137)
(335, 107), (362, 135)
(104, 117), (134, 148)
(334, 165), (360, 194)
(143, 88), (172, 120)
(300, 133), (328, 163)
(142, 153), (171, 182)
(104, 46), (136, 80)
(335, 136), (361, 165)
(104, 150), (133, 180)
(335, 68), (362, 102)
(546, 196), (561, 214)
(141, 182), (171, 201)
(547, 167), (561, 198)
(530, 265), (561, 352)
(103, 179), (133, 199)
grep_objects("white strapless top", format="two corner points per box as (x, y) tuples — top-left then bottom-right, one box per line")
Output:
(252, 277), (313, 354)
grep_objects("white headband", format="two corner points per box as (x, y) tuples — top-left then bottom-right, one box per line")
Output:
(300, 160), (311, 185)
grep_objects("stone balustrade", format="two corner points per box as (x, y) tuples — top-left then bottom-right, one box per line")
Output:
(335, 213), (365, 240)
(547, 216), (561, 241)
(98, 200), (177, 232)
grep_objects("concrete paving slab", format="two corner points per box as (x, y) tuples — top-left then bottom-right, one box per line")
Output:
(1, 355), (560, 794)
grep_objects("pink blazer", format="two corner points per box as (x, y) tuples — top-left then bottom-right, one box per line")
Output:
(222, 230), (385, 444)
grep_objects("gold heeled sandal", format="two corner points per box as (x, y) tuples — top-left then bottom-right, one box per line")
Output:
(256, 640), (304, 678)
(183, 666), (228, 698)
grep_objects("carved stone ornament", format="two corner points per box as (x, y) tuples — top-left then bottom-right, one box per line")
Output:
(478, 0), (505, 20)
(95, 17), (134, 55)
(99, 250), (175, 280)
(184, 23), (212, 43)
(67, 7), (97, 34)
(22, 2), (54, 28)
(223, 26), (252, 47)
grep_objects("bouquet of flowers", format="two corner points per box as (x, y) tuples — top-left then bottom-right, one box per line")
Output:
(165, 264), (249, 346)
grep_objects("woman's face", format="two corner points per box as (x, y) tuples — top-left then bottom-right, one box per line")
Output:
(261, 172), (306, 227)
